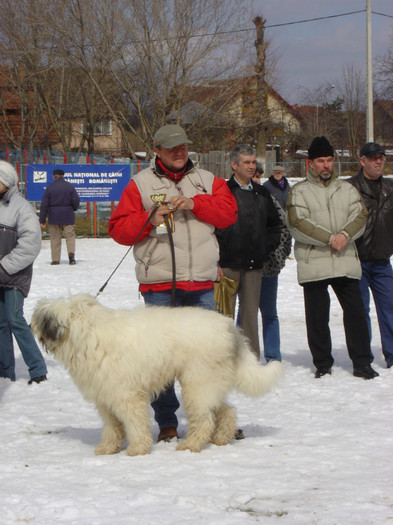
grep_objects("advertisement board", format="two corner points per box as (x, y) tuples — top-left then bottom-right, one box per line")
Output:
(26, 164), (131, 201)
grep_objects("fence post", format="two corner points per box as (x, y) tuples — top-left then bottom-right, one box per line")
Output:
(86, 156), (90, 219)
(110, 157), (114, 216)
(23, 150), (28, 197)
(93, 201), (97, 238)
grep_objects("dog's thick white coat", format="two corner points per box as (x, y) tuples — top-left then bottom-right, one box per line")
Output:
(31, 294), (283, 456)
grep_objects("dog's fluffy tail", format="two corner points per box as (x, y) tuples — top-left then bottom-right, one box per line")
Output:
(234, 335), (284, 397)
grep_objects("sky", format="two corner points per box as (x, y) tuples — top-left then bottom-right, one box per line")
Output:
(248, 0), (393, 104)
(0, 237), (392, 524)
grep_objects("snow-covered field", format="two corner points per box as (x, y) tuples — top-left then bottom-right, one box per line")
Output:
(1, 238), (392, 525)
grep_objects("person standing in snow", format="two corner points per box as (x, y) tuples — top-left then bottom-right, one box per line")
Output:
(263, 164), (290, 210)
(348, 142), (393, 369)
(109, 124), (238, 443)
(215, 144), (282, 359)
(287, 136), (378, 380)
(39, 168), (80, 265)
(0, 161), (47, 384)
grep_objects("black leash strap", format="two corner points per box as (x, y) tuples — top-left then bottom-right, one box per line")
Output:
(164, 214), (176, 307)
(95, 207), (159, 298)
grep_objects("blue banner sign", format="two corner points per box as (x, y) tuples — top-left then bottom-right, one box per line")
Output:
(26, 164), (131, 202)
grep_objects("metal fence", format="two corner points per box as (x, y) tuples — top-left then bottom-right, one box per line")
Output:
(3, 148), (393, 237)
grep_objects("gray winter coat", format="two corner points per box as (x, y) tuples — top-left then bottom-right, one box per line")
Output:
(0, 186), (41, 297)
(287, 168), (367, 284)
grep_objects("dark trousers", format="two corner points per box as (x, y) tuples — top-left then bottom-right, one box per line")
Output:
(302, 277), (372, 370)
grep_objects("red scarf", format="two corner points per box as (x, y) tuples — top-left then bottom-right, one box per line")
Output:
(156, 158), (186, 183)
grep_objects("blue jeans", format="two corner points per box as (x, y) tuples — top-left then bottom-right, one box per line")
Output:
(0, 288), (47, 381)
(260, 276), (282, 362)
(359, 260), (393, 367)
(141, 288), (215, 429)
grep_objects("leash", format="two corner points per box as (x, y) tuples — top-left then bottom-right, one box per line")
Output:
(96, 206), (177, 304)
(164, 214), (176, 307)
(95, 207), (159, 298)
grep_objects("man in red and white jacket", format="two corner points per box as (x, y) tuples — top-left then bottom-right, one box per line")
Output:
(109, 124), (237, 443)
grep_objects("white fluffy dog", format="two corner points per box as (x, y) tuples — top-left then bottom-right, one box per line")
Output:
(31, 294), (283, 456)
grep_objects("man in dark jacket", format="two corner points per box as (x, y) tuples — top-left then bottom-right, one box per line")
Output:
(216, 145), (281, 358)
(348, 142), (393, 368)
(39, 169), (80, 265)
(263, 165), (290, 210)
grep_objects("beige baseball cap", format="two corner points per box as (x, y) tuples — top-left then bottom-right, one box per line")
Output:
(153, 125), (192, 148)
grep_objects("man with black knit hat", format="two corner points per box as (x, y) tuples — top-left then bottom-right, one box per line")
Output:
(109, 124), (238, 442)
(348, 143), (393, 369)
(287, 136), (378, 379)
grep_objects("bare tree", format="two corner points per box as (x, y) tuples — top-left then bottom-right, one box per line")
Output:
(40, 0), (255, 157)
(375, 31), (393, 99)
(334, 64), (366, 159)
(0, 0), (284, 156)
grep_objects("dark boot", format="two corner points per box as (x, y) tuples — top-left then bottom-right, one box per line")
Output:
(28, 375), (47, 385)
(69, 253), (76, 265)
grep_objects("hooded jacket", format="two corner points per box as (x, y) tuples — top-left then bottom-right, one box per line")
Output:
(348, 169), (393, 261)
(0, 167), (41, 297)
(109, 158), (237, 289)
(287, 168), (367, 284)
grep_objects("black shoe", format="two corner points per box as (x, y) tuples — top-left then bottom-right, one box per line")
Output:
(69, 253), (76, 265)
(353, 365), (379, 380)
(315, 367), (332, 378)
(234, 428), (245, 440)
(28, 375), (47, 385)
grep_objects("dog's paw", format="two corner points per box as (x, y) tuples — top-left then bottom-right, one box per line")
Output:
(210, 434), (232, 446)
(176, 440), (203, 453)
(95, 442), (122, 455)
(125, 443), (152, 456)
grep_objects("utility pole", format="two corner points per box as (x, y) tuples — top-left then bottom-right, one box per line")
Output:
(366, 0), (374, 142)
(254, 16), (267, 160)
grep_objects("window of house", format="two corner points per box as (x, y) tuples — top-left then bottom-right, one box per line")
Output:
(94, 118), (112, 135)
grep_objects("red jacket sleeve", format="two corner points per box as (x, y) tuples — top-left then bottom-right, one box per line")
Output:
(108, 180), (154, 246)
(192, 177), (238, 228)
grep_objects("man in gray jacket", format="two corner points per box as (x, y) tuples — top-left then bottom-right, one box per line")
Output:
(0, 161), (47, 384)
(287, 136), (378, 379)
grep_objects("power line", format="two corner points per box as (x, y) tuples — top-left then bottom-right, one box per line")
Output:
(166, 9), (392, 40)
(265, 10), (365, 29)
(372, 11), (393, 19)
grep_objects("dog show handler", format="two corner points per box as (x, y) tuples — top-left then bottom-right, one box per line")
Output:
(109, 124), (237, 443)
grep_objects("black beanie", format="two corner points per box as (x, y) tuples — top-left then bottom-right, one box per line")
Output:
(308, 136), (334, 159)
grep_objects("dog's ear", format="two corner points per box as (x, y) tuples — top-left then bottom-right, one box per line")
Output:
(40, 312), (68, 344)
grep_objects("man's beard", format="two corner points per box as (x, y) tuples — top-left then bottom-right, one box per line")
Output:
(319, 172), (332, 181)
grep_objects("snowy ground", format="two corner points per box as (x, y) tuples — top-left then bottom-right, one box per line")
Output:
(1, 238), (392, 525)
